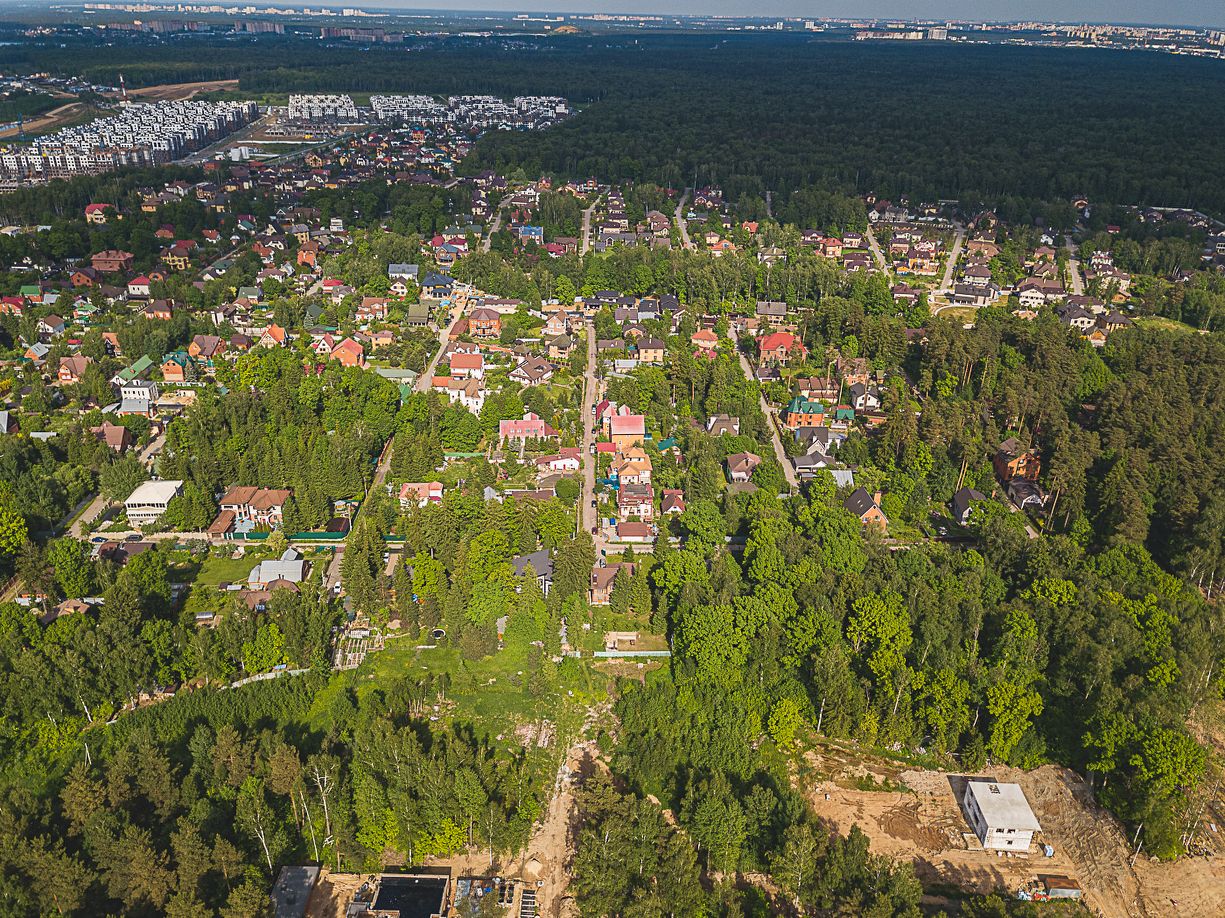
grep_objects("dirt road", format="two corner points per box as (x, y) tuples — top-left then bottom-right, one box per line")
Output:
(0, 101), (93, 139)
(122, 79), (240, 102)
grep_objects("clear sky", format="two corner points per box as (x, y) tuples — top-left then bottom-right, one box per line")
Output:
(367, 2), (1225, 29)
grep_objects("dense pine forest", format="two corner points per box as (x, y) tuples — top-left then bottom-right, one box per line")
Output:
(3, 33), (1225, 216)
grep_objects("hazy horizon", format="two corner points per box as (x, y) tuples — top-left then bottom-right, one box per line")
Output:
(337, 2), (1225, 30)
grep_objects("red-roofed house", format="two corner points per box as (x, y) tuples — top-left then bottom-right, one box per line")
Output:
(219, 486), (291, 528)
(330, 337), (365, 368)
(758, 331), (806, 367)
(609, 413), (646, 451)
(399, 481), (444, 508)
(128, 276), (151, 299)
(499, 412), (560, 444)
(259, 324), (288, 348)
(84, 203), (113, 224)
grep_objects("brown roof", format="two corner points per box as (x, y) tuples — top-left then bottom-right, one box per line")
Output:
(219, 486), (291, 511)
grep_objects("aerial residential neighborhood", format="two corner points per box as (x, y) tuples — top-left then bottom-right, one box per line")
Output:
(0, 6), (1221, 918)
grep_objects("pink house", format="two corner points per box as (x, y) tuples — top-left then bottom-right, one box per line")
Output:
(399, 481), (443, 508)
(499, 412), (560, 444)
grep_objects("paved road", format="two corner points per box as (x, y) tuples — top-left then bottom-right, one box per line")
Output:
(580, 320), (598, 536)
(416, 299), (462, 392)
(1064, 235), (1085, 295)
(67, 432), (166, 539)
(730, 331), (798, 492)
(482, 200), (509, 253)
(69, 494), (110, 538)
(580, 193), (602, 256)
(321, 298), (459, 597)
(935, 224), (967, 299)
(674, 191), (694, 251)
(865, 226), (889, 272)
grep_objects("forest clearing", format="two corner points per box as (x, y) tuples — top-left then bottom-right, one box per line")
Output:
(799, 743), (1225, 918)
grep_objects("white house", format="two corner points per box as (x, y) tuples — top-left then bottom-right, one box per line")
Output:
(962, 780), (1041, 851)
(125, 479), (183, 527)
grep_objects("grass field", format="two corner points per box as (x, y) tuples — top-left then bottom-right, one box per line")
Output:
(309, 632), (618, 751)
(935, 306), (978, 326)
(1133, 315), (1203, 334)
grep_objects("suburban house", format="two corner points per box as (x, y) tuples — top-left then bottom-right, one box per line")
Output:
(589, 562), (636, 606)
(510, 356), (554, 385)
(189, 334), (224, 362)
(419, 273), (453, 298)
(91, 421), (132, 453)
(57, 355), (92, 385)
(535, 448), (581, 473)
(248, 550), (308, 589)
(993, 437), (1041, 483)
(434, 376), (485, 413)
(449, 352), (484, 379)
(91, 249), (134, 273)
(952, 487), (987, 525)
(468, 307), (502, 338)
(116, 380), (159, 416)
(617, 482), (655, 521)
(725, 452), (761, 483)
(125, 479), (183, 527)
(218, 486), (291, 530)
(330, 338), (365, 368)
(259, 324), (289, 348)
(499, 412), (560, 444)
(844, 487), (888, 531)
(661, 489), (686, 515)
(636, 338), (666, 364)
(512, 549), (554, 596)
(399, 481), (444, 508)
(356, 297), (389, 323)
(608, 413), (647, 450)
(160, 352), (199, 383)
(37, 314), (65, 339)
(962, 781), (1041, 851)
(706, 415), (741, 437)
(783, 396), (827, 430)
(611, 447), (653, 485)
(758, 331), (807, 366)
(547, 334), (574, 361)
(756, 301), (788, 325)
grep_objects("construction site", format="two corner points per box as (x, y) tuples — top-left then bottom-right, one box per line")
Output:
(797, 741), (1225, 918)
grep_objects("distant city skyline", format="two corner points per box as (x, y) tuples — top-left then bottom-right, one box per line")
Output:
(355, 2), (1225, 29)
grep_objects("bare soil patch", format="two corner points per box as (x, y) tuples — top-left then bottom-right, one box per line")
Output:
(798, 746), (1225, 918)
(123, 80), (240, 102)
